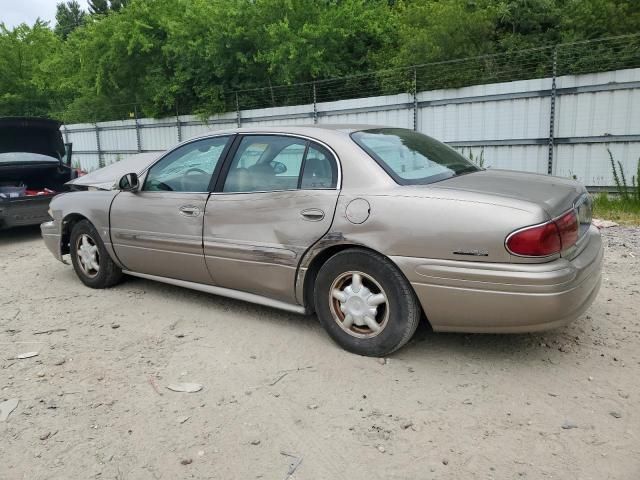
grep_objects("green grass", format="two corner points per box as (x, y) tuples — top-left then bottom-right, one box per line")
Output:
(592, 193), (640, 225)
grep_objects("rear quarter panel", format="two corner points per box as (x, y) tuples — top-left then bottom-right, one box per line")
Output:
(295, 187), (552, 305)
(320, 188), (550, 264)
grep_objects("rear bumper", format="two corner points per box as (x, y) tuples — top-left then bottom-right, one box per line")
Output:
(0, 196), (53, 229)
(392, 226), (603, 333)
(41, 220), (64, 262)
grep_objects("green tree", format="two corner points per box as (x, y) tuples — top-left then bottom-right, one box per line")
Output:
(3, 0), (640, 123)
(109, 0), (130, 11)
(49, 0), (186, 121)
(560, 0), (640, 40)
(88, 0), (109, 15)
(55, 1), (87, 39)
(0, 21), (62, 117)
(493, 0), (562, 50)
(377, 0), (496, 68)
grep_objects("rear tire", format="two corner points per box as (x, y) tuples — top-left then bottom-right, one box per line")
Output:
(314, 248), (421, 357)
(70, 220), (123, 288)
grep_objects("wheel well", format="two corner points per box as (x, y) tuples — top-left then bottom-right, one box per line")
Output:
(302, 244), (430, 328)
(60, 214), (89, 255)
(302, 244), (389, 313)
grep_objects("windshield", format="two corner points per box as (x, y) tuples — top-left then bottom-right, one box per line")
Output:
(0, 152), (59, 164)
(351, 128), (480, 185)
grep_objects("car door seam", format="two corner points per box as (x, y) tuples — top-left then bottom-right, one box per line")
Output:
(293, 189), (343, 305)
(108, 191), (129, 270)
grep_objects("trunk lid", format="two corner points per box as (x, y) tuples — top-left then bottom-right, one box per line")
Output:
(0, 117), (65, 163)
(431, 169), (586, 219)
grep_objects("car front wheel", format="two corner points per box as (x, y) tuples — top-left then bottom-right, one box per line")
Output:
(70, 220), (123, 288)
(314, 248), (421, 357)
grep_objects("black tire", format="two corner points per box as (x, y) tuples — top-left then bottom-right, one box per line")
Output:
(314, 248), (421, 357)
(69, 219), (123, 288)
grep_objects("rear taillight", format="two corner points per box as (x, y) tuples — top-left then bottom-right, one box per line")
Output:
(506, 209), (579, 257)
(506, 222), (561, 256)
(555, 210), (579, 249)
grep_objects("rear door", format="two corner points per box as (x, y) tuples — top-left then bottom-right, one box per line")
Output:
(110, 135), (232, 284)
(203, 134), (340, 303)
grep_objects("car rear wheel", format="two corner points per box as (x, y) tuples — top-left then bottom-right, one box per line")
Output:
(314, 248), (421, 357)
(70, 220), (123, 288)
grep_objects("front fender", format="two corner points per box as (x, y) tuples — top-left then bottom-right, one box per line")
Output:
(41, 220), (65, 262)
(47, 191), (123, 267)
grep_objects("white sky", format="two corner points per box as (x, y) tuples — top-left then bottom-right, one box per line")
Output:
(1, 0), (90, 28)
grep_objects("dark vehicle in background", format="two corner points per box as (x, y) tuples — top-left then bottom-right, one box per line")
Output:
(0, 117), (75, 229)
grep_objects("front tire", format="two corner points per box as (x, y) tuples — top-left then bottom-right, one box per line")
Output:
(314, 248), (421, 357)
(70, 220), (123, 288)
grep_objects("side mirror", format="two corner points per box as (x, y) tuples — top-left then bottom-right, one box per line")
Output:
(119, 173), (140, 192)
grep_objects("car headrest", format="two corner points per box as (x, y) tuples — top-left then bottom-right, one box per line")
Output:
(305, 157), (330, 178)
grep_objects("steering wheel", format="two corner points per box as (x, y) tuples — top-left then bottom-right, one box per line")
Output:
(148, 180), (173, 191)
(185, 168), (207, 175)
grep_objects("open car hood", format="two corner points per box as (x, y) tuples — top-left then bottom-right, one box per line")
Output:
(0, 117), (65, 162)
(67, 152), (161, 190)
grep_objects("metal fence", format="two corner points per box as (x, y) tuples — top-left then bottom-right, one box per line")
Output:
(63, 35), (640, 188)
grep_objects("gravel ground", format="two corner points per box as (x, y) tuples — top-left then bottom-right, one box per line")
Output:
(1, 225), (639, 480)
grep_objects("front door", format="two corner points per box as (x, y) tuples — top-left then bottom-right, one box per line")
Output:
(203, 134), (340, 303)
(110, 135), (232, 284)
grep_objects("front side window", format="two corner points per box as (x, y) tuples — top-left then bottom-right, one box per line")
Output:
(144, 136), (230, 192)
(223, 136), (306, 193)
(351, 128), (479, 185)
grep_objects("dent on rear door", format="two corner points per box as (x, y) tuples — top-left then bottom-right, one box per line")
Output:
(203, 189), (339, 303)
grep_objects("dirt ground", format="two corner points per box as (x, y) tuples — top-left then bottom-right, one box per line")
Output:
(1, 225), (639, 480)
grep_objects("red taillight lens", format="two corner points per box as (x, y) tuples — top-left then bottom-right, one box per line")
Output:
(506, 209), (579, 257)
(555, 210), (579, 250)
(506, 222), (561, 256)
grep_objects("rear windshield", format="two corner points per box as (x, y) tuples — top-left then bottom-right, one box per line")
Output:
(351, 128), (480, 185)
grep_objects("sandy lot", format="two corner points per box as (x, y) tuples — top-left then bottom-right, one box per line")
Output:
(1, 225), (639, 480)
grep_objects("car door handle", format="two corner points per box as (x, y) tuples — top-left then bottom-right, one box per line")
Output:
(300, 208), (325, 221)
(179, 205), (201, 217)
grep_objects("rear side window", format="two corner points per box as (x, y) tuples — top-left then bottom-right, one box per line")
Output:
(223, 136), (306, 192)
(223, 135), (338, 193)
(300, 144), (338, 189)
(351, 128), (479, 185)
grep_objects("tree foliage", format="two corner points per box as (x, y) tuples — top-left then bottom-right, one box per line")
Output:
(0, 22), (61, 117)
(55, 1), (87, 39)
(87, 0), (109, 15)
(0, 0), (639, 122)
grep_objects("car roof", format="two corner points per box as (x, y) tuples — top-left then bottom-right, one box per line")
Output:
(193, 124), (389, 141)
